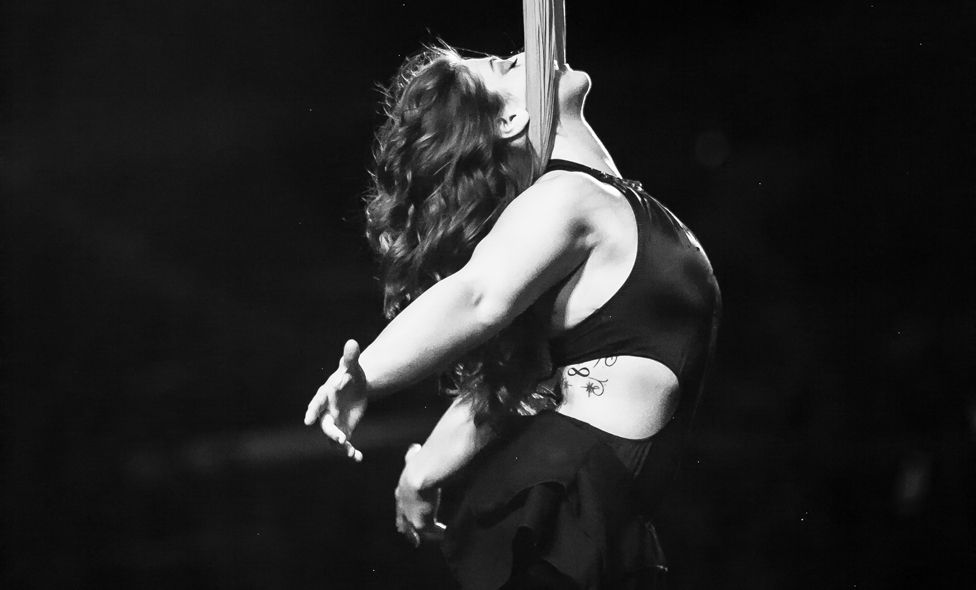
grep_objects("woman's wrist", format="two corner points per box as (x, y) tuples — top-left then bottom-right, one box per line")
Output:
(357, 352), (401, 399)
(401, 449), (436, 491)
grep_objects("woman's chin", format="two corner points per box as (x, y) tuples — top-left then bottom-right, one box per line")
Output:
(558, 69), (591, 115)
(562, 68), (590, 92)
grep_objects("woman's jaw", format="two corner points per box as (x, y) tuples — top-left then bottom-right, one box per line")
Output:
(556, 66), (591, 122)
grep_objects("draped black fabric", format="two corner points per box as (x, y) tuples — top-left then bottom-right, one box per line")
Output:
(442, 411), (669, 590)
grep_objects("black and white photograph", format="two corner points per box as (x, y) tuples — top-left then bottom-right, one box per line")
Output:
(2, 1), (972, 588)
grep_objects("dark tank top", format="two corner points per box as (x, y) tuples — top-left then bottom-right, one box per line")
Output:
(543, 160), (721, 512)
(546, 159), (721, 398)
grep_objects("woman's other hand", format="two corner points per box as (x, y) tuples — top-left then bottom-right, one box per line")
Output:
(304, 339), (367, 461)
(395, 444), (446, 547)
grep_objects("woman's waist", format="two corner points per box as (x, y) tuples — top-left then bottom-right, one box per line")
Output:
(555, 355), (680, 439)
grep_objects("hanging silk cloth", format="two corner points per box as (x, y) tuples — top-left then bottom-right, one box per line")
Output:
(522, 0), (566, 172)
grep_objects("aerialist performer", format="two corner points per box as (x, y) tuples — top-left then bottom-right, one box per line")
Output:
(305, 1), (721, 587)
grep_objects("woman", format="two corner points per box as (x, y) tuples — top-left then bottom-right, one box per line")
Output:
(305, 44), (720, 589)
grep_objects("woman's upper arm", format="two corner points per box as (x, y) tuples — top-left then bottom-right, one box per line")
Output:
(456, 176), (595, 324)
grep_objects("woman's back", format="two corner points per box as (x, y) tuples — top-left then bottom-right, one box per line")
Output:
(537, 160), (721, 441)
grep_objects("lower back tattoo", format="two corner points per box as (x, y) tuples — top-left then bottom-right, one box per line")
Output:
(561, 356), (618, 398)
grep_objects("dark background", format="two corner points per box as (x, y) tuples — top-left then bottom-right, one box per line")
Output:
(3, 1), (973, 588)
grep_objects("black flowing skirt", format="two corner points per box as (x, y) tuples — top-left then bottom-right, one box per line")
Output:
(441, 411), (669, 590)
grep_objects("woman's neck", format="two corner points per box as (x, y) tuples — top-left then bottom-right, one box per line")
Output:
(549, 115), (620, 177)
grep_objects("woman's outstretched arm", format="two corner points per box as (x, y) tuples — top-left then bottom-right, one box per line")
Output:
(304, 174), (595, 452)
(394, 395), (495, 544)
(402, 395), (495, 491)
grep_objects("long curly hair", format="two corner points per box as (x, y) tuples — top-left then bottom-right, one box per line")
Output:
(364, 44), (554, 422)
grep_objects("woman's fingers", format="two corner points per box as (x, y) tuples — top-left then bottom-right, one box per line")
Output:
(420, 521), (446, 543)
(396, 512), (443, 546)
(319, 413), (346, 445)
(304, 341), (358, 426)
(304, 378), (336, 425)
(318, 414), (363, 461)
(345, 440), (364, 462)
(304, 366), (351, 424)
(303, 388), (324, 425)
(304, 341), (366, 460)
(395, 511), (421, 548)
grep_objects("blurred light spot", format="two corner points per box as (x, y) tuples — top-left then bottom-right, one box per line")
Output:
(125, 412), (437, 485)
(893, 451), (930, 515)
(694, 130), (730, 168)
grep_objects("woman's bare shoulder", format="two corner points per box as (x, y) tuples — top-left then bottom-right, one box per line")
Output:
(515, 169), (621, 213)
(485, 171), (605, 245)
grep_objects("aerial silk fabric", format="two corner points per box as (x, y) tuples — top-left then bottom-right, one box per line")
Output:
(522, 0), (566, 171)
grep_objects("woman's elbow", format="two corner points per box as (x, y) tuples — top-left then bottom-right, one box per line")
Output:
(451, 269), (519, 332)
(472, 295), (515, 330)
(456, 279), (514, 333)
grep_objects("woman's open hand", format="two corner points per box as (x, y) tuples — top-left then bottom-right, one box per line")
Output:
(395, 444), (446, 547)
(304, 339), (367, 461)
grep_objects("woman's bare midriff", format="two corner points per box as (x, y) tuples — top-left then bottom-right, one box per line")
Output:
(555, 355), (680, 439)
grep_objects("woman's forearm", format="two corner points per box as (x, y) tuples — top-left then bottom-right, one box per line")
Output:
(401, 396), (496, 490)
(358, 269), (512, 397)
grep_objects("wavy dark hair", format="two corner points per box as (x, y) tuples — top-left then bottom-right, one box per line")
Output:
(365, 44), (554, 422)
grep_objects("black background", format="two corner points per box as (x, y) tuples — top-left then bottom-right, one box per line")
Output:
(3, 1), (973, 588)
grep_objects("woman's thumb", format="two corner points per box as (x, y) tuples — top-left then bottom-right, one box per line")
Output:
(341, 339), (361, 368)
(405, 443), (422, 460)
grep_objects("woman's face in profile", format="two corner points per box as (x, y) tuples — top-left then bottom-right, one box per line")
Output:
(462, 52), (590, 120)
(462, 53), (527, 112)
